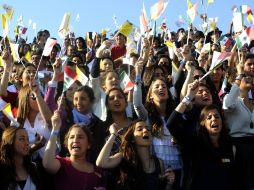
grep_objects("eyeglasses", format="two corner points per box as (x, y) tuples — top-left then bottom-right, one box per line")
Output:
(194, 75), (204, 80)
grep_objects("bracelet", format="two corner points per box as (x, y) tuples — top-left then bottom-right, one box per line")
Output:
(181, 95), (193, 106)
(50, 130), (60, 138)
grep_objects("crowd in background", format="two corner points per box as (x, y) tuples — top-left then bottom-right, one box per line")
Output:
(0, 15), (254, 190)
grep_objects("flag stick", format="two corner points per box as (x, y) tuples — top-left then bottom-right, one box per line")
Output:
(34, 56), (43, 79)
(187, 27), (190, 45)
(199, 70), (211, 81)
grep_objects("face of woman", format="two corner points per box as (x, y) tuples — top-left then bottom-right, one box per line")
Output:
(21, 66), (36, 86)
(14, 129), (30, 157)
(76, 39), (83, 49)
(203, 109), (222, 136)
(11, 66), (19, 84)
(107, 89), (127, 113)
(153, 68), (165, 81)
(210, 67), (223, 83)
(68, 127), (90, 157)
(194, 86), (213, 107)
(66, 82), (80, 103)
(150, 80), (169, 103)
(104, 72), (119, 92)
(133, 121), (151, 146)
(73, 91), (92, 114)
(239, 74), (253, 90)
(100, 59), (113, 72)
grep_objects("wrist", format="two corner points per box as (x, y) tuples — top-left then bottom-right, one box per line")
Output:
(181, 95), (193, 106)
(50, 130), (60, 138)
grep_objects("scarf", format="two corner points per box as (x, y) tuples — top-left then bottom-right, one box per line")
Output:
(72, 108), (93, 126)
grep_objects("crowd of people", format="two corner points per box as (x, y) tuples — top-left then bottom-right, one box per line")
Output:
(0, 14), (254, 190)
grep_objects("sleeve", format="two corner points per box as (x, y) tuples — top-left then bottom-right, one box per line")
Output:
(133, 82), (148, 121)
(90, 58), (101, 78)
(223, 83), (240, 111)
(44, 81), (58, 112)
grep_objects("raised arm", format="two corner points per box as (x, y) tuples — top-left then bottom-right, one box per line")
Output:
(96, 123), (123, 169)
(43, 111), (61, 174)
(133, 61), (148, 120)
(30, 80), (53, 126)
(0, 49), (13, 97)
(44, 58), (62, 112)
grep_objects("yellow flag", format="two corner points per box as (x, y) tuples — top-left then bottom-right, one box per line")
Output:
(208, 0), (214, 4)
(10, 43), (20, 62)
(3, 4), (14, 21)
(118, 20), (133, 37)
(187, 0), (193, 9)
(165, 40), (174, 48)
(24, 51), (31, 62)
(1, 14), (6, 30)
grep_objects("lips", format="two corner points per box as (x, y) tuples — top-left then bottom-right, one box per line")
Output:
(211, 124), (219, 129)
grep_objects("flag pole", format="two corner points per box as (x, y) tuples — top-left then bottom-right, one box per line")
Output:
(187, 26), (190, 45)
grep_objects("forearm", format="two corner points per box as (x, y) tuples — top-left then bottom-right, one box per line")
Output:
(180, 71), (194, 100)
(36, 95), (53, 125)
(96, 134), (118, 168)
(0, 67), (11, 97)
(133, 83), (148, 120)
(43, 131), (58, 171)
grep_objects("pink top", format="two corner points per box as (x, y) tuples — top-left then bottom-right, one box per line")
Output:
(54, 156), (104, 190)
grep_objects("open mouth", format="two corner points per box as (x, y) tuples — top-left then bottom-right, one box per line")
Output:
(143, 135), (149, 139)
(72, 145), (80, 150)
(211, 124), (219, 129)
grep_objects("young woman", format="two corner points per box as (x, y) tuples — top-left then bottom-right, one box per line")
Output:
(0, 126), (42, 190)
(168, 80), (237, 190)
(223, 72), (254, 189)
(43, 111), (105, 190)
(17, 81), (52, 159)
(134, 64), (182, 189)
(96, 120), (175, 190)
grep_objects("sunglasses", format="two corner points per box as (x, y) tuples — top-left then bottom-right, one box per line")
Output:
(194, 75), (204, 80)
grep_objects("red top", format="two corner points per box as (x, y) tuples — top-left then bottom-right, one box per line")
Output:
(54, 156), (104, 190)
(111, 45), (126, 68)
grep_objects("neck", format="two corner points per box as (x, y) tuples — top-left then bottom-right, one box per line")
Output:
(153, 101), (167, 116)
(136, 146), (152, 172)
(210, 134), (220, 148)
(240, 88), (250, 99)
(14, 155), (24, 168)
(27, 111), (38, 125)
(70, 154), (87, 164)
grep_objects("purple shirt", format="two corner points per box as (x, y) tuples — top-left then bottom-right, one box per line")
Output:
(54, 156), (104, 190)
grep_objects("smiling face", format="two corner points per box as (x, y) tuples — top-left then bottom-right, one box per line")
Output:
(14, 129), (30, 157)
(103, 72), (119, 92)
(194, 85), (213, 107)
(73, 91), (93, 114)
(149, 79), (169, 103)
(202, 109), (222, 136)
(67, 127), (91, 158)
(21, 65), (36, 86)
(106, 89), (127, 113)
(133, 121), (151, 146)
